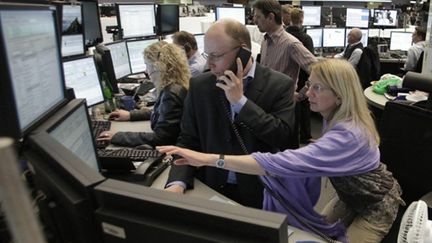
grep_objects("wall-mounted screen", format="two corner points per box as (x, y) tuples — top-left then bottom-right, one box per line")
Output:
(372, 9), (398, 27)
(346, 8), (370, 28)
(302, 6), (321, 26)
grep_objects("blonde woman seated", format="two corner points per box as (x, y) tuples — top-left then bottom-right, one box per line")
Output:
(98, 41), (190, 148)
(158, 59), (404, 243)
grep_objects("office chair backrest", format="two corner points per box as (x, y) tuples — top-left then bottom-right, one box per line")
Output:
(414, 51), (424, 73)
(379, 101), (432, 204)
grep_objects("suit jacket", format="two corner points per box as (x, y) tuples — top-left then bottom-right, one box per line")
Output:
(167, 63), (296, 208)
(111, 83), (187, 147)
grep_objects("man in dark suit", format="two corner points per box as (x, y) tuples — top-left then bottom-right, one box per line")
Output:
(164, 19), (296, 209)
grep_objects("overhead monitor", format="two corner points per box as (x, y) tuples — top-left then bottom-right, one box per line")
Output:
(62, 56), (105, 107)
(331, 7), (347, 28)
(345, 28), (369, 47)
(61, 4), (85, 57)
(0, 3), (67, 139)
(346, 8), (370, 28)
(26, 99), (105, 243)
(126, 38), (159, 74)
(306, 28), (323, 48)
(116, 4), (156, 39)
(372, 9), (398, 27)
(390, 31), (413, 51)
(80, 0), (103, 47)
(156, 4), (180, 35)
(215, 7), (246, 25)
(105, 41), (132, 80)
(302, 6), (321, 26)
(323, 28), (346, 47)
(194, 33), (205, 54)
(94, 179), (289, 243)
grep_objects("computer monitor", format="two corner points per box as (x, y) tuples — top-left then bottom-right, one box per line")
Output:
(60, 4), (86, 57)
(62, 56), (105, 107)
(156, 4), (180, 35)
(302, 6), (321, 26)
(372, 9), (398, 27)
(215, 6), (246, 25)
(390, 31), (412, 51)
(0, 3), (67, 139)
(93, 44), (119, 94)
(116, 3), (157, 39)
(331, 7), (347, 28)
(306, 28), (323, 48)
(79, 0), (103, 47)
(25, 99), (105, 243)
(346, 8), (370, 28)
(323, 28), (346, 47)
(345, 28), (369, 47)
(94, 179), (289, 243)
(126, 38), (159, 74)
(105, 41), (132, 80)
(194, 33), (205, 54)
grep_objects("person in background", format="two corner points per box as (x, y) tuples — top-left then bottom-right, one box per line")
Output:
(172, 31), (207, 77)
(159, 59), (404, 243)
(286, 8), (314, 144)
(404, 26), (426, 71)
(164, 19), (300, 210)
(281, 4), (293, 27)
(334, 28), (363, 67)
(98, 41), (190, 148)
(253, 0), (317, 147)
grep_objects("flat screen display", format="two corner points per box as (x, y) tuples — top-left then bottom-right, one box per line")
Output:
(105, 41), (131, 79)
(323, 28), (346, 47)
(126, 38), (159, 74)
(61, 5), (85, 57)
(306, 28), (323, 48)
(373, 9), (398, 27)
(390, 31), (412, 51)
(215, 7), (245, 25)
(302, 6), (321, 26)
(117, 4), (156, 39)
(346, 8), (370, 28)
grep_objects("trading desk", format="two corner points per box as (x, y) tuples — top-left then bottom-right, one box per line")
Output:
(109, 120), (325, 242)
(380, 57), (406, 76)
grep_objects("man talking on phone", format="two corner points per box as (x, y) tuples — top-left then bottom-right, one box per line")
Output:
(164, 19), (308, 209)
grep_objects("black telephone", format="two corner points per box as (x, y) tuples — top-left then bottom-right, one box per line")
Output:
(218, 47), (252, 84)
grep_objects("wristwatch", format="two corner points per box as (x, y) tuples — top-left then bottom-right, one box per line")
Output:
(215, 154), (225, 168)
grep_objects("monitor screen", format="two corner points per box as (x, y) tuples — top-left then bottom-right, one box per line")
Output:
(80, 0), (103, 47)
(63, 56), (104, 107)
(94, 179), (289, 243)
(331, 7), (347, 28)
(105, 41), (131, 80)
(126, 38), (159, 74)
(194, 33), (205, 54)
(47, 100), (100, 171)
(390, 31), (412, 51)
(156, 4), (180, 35)
(306, 28), (323, 48)
(215, 7), (246, 25)
(345, 28), (369, 47)
(117, 4), (156, 39)
(61, 4), (85, 57)
(323, 28), (346, 47)
(0, 4), (66, 139)
(302, 6), (321, 26)
(346, 8), (370, 28)
(372, 9), (398, 27)
(25, 100), (105, 243)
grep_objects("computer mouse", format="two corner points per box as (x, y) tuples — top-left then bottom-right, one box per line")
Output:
(134, 144), (154, 150)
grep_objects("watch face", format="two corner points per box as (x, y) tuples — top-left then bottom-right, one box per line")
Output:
(216, 159), (225, 168)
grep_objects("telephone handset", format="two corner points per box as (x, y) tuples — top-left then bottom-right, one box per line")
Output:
(217, 47), (252, 84)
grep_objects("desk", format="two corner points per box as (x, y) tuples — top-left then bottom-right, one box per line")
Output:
(364, 86), (388, 110)
(109, 120), (325, 242)
(380, 58), (406, 76)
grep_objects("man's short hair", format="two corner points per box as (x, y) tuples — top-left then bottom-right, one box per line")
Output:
(253, 0), (282, 25)
(289, 8), (304, 25)
(281, 4), (293, 14)
(172, 31), (198, 51)
(415, 26), (426, 40)
(223, 19), (252, 50)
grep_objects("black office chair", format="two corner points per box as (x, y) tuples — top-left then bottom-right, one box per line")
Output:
(414, 51), (424, 73)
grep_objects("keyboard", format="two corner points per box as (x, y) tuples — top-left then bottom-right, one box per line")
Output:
(135, 81), (155, 96)
(97, 148), (161, 162)
(91, 120), (111, 148)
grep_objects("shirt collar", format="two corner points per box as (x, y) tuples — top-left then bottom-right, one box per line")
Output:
(264, 25), (285, 42)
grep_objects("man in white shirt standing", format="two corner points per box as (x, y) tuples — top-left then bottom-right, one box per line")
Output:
(334, 28), (363, 67)
(404, 26), (426, 71)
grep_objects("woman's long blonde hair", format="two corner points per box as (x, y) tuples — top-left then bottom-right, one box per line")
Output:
(143, 41), (190, 93)
(310, 59), (380, 146)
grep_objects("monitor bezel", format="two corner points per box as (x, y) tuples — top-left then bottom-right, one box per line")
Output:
(115, 3), (157, 39)
(0, 3), (68, 140)
(62, 55), (105, 107)
(125, 37), (160, 75)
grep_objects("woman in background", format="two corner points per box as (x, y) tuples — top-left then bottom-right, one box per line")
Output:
(158, 59), (404, 243)
(98, 41), (190, 148)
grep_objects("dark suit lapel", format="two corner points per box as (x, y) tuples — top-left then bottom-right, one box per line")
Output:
(245, 64), (265, 103)
(208, 75), (232, 127)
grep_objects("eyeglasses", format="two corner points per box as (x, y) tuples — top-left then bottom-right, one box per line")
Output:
(203, 46), (239, 62)
(305, 80), (332, 93)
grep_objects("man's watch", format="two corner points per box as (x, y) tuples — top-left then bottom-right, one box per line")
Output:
(215, 154), (225, 168)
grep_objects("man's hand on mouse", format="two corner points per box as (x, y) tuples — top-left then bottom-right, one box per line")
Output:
(108, 109), (131, 121)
